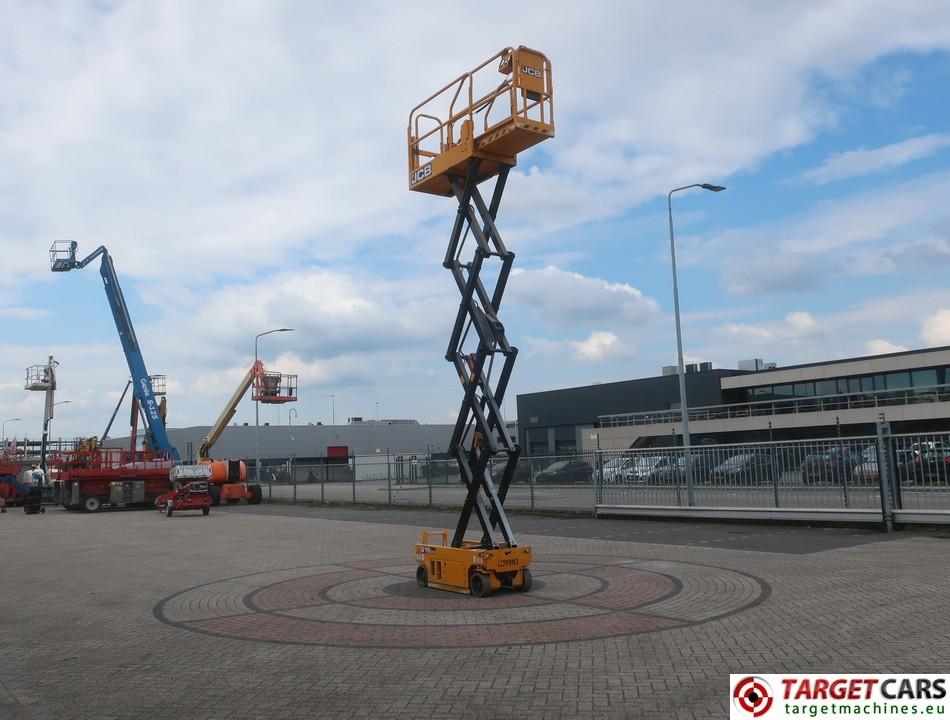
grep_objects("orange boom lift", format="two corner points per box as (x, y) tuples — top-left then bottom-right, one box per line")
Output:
(171, 361), (297, 505)
(408, 46), (554, 596)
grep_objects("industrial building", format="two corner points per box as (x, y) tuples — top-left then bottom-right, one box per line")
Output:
(108, 419), (518, 464)
(517, 346), (950, 454)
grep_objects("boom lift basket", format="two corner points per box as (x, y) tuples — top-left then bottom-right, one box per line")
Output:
(149, 375), (167, 396)
(408, 46), (554, 196)
(25, 365), (54, 392)
(49, 241), (77, 272)
(252, 370), (297, 404)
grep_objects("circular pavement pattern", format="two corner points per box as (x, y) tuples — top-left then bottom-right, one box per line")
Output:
(154, 554), (769, 648)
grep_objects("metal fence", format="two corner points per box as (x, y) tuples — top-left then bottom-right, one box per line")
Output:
(255, 453), (599, 513)
(596, 426), (950, 526)
(254, 426), (950, 527)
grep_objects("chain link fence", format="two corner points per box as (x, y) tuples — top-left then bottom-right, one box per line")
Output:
(253, 426), (950, 526)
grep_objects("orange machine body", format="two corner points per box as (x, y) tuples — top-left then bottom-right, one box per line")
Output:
(415, 531), (532, 596)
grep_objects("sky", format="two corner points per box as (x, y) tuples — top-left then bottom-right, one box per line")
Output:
(2, 1), (950, 441)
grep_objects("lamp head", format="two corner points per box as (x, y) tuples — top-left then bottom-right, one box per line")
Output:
(700, 184), (726, 192)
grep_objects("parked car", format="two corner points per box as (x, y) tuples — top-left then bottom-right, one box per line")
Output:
(646, 453), (716, 485)
(601, 456), (637, 484)
(712, 453), (774, 484)
(849, 446), (881, 484)
(489, 460), (532, 485)
(906, 448), (950, 484)
(800, 448), (861, 485)
(852, 458), (880, 483)
(534, 459), (593, 484)
(622, 455), (676, 483)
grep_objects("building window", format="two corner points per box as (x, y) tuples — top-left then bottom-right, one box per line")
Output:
(860, 376), (875, 392)
(773, 384), (793, 399)
(912, 369), (938, 388)
(886, 371), (911, 390)
(816, 380), (836, 396)
(793, 382), (815, 397)
(848, 377), (861, 394)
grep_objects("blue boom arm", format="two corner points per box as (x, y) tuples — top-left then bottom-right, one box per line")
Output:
(52, 242), (180, 460)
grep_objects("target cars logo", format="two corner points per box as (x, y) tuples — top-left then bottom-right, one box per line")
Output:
(730, 674), (948, 719)
(733, 676), (774, 718)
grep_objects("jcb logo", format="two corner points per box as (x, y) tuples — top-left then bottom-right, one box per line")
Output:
(520, 65), (542, 78)
(410, 164), (432, 185)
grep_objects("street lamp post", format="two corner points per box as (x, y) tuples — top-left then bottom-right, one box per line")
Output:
(330, 394), (335, 425)
(2, 418), (21, 442)
(255, 328), (294, 484)
(667, 182), (725, 506)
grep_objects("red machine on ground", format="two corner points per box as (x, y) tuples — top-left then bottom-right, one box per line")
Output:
(53, 443), (176, 513)
(0, 447), (26, 507)
(194, 360), (297, 506)
(155, 480), (211, 517)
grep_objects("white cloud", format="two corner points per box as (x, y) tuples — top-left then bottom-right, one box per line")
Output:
(802, 134), (950, 184)
(864, 339), (909, 355)
(682, 170), (950, 295)
(723, 311), (826, 347)
(921, 309), (950, 346)
(4, 2), (950, 433)
(569, 331), (622, 361)
(508, 266), (660, 329)
(0, 306), (48, 320)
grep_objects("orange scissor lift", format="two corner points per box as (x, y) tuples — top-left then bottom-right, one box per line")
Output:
(409, 46), (554, 596)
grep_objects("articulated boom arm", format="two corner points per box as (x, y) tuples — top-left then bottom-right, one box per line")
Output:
(199, 362), (259, 460)
(198, 361), (297, 460)
(50, 242), (179, 460)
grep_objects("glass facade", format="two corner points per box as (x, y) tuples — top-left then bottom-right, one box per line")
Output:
(742, 366), (946, 402)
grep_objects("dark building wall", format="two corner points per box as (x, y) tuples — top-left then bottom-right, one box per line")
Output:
(517, 370), (745, 455)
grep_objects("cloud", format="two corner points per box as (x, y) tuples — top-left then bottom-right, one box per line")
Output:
(802, 134), (950, 184)
(722, 311), (826, 346)
(0, 306), (48, 320)
(682, 170), (950, 295)
(508, 266), (660, 329)
(921, 309), (950, 346)
(4, 3), (950, 433)
(569, 331), (623, 361)
(864, 339), (909, 354)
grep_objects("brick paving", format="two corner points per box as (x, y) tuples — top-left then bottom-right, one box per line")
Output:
(0, 506), (947, 719)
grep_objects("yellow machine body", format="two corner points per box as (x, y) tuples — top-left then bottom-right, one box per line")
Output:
(408, 46), (555, 196)
(415, 531), (532, 596)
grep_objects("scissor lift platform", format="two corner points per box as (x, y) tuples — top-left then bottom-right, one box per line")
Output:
(408, 46), (554, 197)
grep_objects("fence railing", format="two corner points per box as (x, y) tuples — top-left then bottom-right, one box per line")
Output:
(598, 384), (950, 428)
(253, 427), (949, 527)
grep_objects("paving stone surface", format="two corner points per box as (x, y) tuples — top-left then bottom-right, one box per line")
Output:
(0, 505), (947, 719)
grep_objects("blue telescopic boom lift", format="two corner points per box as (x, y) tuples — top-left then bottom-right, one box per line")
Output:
(50, 242), (180, 462)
